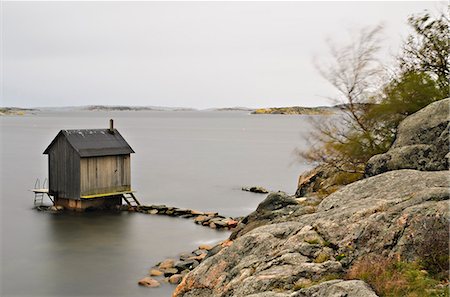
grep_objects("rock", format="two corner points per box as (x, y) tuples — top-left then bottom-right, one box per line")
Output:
(159, 259), (175, 270)
(193, 249), (206, 256)
(163, 268), (179, 277)
(204, 212), (219, 216)
(180, 253), (196, 261)
(242, 186), (269, 194)
(245, 293), (290, 297)
(173, 170), (448, 296)
(295, 165), (341, 198)
(224, 219), (239, 228)
(206, 245), (223, 258)
(366, 98), (449, 176)
(175, 260), (200, 271)
(149, 209), (158, 214)
(209, 217), (227, 225)
(190, 210), (205, 216)
(209, 222), (217, 229)
(169, 274), (183, 285)
(230, 192), (300, 239)
(180, 269), (191, 276)
(198, 244), (213, 251)
(220, 240), (233, 247)
(194, 216), (209, 223)
(292, 279), (379, 297)
(188, 253), (207, 262)
(151, 204), (168, 211)
(55, 205), (64, 211)
(138, 277), (160, 288)
(173, 208), (190, 215)
(149, 269), (163, 276)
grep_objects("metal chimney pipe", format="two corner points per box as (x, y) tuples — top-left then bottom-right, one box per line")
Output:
(109, 119), (114, 133)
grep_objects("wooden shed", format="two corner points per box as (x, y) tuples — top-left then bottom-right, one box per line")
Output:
(43, 120), (139, 210)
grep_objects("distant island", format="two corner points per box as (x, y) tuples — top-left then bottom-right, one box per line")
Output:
(252, 106), (337, 115)
(0, 107), (37, 116)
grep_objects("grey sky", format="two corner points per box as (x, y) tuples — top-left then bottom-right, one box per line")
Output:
(1, 1), (441, 108)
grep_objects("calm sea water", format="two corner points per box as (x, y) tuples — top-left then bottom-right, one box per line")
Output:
(0, 111), (313, 297)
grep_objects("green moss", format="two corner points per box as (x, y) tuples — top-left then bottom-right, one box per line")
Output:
(314, 253), (330, 263)
(336, 254), (346, 261)
(305, 238), (320, 245)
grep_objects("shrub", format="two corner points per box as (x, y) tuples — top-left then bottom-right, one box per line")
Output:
(411, 216), (450, 280)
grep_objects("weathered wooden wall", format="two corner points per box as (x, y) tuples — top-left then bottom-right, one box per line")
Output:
(80, 155), (130, 196)
(48, 135), (80, 199)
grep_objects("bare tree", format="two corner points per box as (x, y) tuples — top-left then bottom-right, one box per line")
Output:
(300, 25), (385, 176)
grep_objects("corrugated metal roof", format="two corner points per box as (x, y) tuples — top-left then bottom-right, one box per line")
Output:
(44, 129), (135, 157)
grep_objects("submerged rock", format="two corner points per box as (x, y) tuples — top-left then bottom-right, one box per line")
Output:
(242, 186), (269, 194)
(138, 277), (160, 288)
(149, 269), (164, 277)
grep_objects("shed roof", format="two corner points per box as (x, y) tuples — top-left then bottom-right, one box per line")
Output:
(44, 129), (135, 157)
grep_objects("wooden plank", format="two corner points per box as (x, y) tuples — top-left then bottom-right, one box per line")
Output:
(80, 190), (135, 199)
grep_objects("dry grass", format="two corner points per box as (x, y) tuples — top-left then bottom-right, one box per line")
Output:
(347, 256), (448, 297)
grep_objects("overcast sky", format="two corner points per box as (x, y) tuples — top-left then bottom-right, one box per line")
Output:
(1, 1), (441, 108)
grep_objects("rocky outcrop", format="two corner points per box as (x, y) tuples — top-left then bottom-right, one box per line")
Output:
(230, 192), (312, 239)
(365, 98), (449, 176)
(173, 169), (448, 296)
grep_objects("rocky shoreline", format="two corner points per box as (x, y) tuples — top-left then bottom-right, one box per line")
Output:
(170, 99), (449, 296)
(139, 239), (234, 288)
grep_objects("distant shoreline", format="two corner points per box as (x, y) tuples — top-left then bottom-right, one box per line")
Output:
(0, 105), (341, 115)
